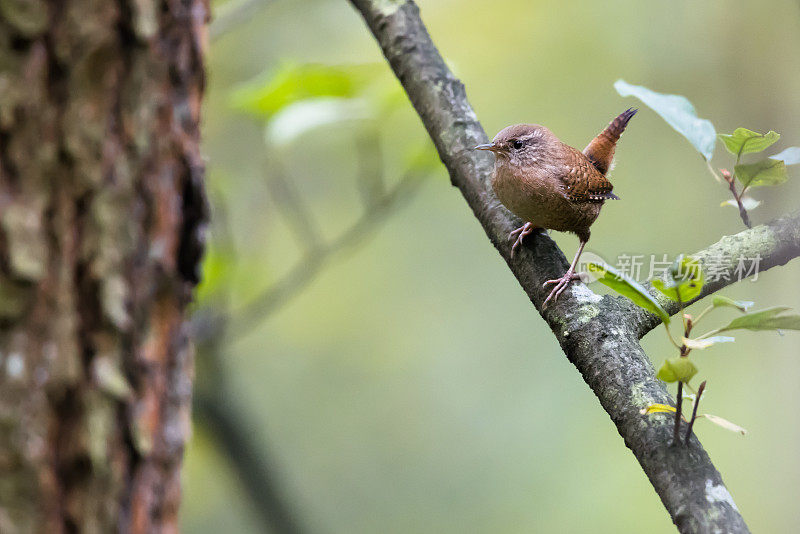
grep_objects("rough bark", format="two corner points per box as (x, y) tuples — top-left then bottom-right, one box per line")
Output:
(0, 1), (207, 532)
(345, 1), (800, 532)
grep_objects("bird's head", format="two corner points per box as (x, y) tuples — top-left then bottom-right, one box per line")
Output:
(474, 124), (558, 168)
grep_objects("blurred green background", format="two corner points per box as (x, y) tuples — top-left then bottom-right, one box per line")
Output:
(182, 0), (800, 532)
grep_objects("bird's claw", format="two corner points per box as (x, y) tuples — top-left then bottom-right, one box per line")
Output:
(509, 223), (539, 258)
(542, 272), (582, 308)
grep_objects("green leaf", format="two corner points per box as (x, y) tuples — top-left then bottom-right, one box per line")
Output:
(587, 262), (670, 324)
(770, 146), (800, 165)
(712, 296), (754, 312)
(652, 256), (704, 303)
(614, 80), (716, 160)
(718, 307), (800, 332)
(655, 361), (677, 382)
(720, 197), (761, 210)
(735, 159), (788, 188)
(656, 357), (698, 383)
(230, 62), (378, 118)
(719, 128), (780, 156)
(682, 336), (735, 350)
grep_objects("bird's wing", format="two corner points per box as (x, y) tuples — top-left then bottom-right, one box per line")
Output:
(560, 153), (619, 202)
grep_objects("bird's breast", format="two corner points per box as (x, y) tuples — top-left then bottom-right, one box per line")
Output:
(491, 164), (601, 233)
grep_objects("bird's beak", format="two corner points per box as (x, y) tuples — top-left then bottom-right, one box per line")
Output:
(474, 143), (498, 152)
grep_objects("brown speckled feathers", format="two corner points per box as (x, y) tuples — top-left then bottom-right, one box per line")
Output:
(560, 108), (637, 202)
(560, 146), (619, 202)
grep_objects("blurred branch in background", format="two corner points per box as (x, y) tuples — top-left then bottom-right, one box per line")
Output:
(191, 59), (437, 533)
(211, 0), (274, 40)
(229, 165), (424, 338)
(195, 392), (306, 534)
(194, 304), (307, 534)
(266, 163), (326, 253)
(192, 159), (427, 533)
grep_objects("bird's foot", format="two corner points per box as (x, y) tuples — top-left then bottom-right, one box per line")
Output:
(542, 271), (582, 308)
(509, 223), (540, 258)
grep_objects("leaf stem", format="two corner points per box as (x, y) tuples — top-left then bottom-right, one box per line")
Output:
(677, 290), (688, 334)
(705, 159), (724, 183)
(695, 327), (723, 341)
(664, 323), (683, 349)
(728, 174), (752, 229)
(715, 162), (752, 229)
(691, 304), (715, 328)
(676, 292), (692, 358)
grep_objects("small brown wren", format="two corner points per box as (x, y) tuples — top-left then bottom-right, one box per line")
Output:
(475, 108), (637, 307)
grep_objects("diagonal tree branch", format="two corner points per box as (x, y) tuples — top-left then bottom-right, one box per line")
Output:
(346, 1), (800, 531)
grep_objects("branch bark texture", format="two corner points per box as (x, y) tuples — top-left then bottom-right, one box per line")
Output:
(347, 1), (800, 531)
(0, 1), (207, 531)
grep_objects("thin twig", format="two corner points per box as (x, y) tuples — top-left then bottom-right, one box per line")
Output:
(685, 381), (707, 445)
(728, 176), (752, 228)
(674, 312), (691, 444)
(210, 0), (273, 40)
(355, 126), (386, 206)
(720, 168), (752, 229)
(673, 381), (683, 446)
(194, 386), (308, 534)
(266, 162), (325, 252)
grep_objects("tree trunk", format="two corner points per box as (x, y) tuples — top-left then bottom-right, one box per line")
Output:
(0, 1), (207, 532)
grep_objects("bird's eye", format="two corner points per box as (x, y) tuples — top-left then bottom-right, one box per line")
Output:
(511, 139), (524, 150)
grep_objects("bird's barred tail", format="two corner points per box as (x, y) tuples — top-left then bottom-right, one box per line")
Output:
(605, 107), (637, 141)
(583, 108), (637, 176)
